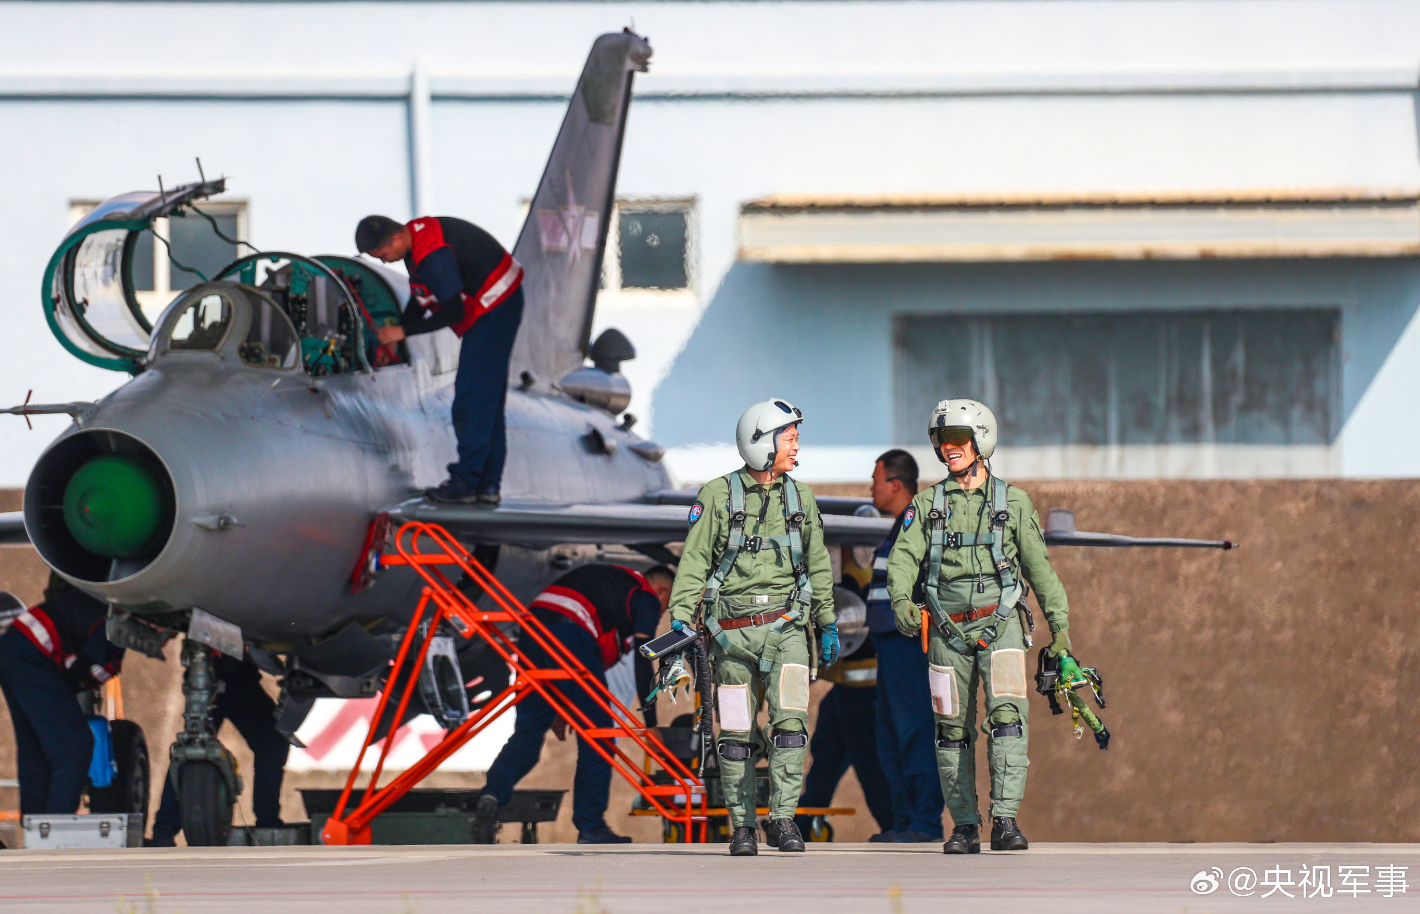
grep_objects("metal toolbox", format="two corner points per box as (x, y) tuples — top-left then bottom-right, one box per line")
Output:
(22, 813), (143, 849)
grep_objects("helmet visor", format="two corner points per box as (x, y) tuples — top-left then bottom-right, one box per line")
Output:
(932, 426), (975, 448)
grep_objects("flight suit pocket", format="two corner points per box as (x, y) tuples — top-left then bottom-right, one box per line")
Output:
(779, 663), (810, 712)
(717, 684), (753, 732)
(989, 648), (1027, 699)
(928, 663), (958, 717)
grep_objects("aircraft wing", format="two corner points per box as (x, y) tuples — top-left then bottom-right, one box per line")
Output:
(0, 512), (28, 545)
(386, 499), (893, 549)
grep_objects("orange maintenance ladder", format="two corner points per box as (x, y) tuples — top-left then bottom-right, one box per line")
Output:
(320, 521), (708, 845)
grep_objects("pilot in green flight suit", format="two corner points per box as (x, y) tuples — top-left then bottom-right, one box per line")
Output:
(886, 399), (1072, 855)
(667, 398), (838, 857)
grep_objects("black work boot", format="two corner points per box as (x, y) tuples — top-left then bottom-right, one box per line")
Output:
(471, 794), (499, 844)
(729, 825), (758, 856)
(942, 823), (981, 854)
(990, 816), (1029, 851)
(773, 818), (806, 852)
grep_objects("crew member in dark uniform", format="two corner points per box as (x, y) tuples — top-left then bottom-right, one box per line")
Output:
(866, 449), (945, 842)
(794, 594), (895, 840)
(474, 564), (674, 844)
(0, 574), (123, 816)
(356, 213), (525, 504)
(149, 653), (290, 846)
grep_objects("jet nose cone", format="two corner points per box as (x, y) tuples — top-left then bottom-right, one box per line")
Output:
(62, 454), (168, 558)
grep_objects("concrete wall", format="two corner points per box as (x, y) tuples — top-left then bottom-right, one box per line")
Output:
(655, 257), (1420, 478)
(4, 481), (1418, 844)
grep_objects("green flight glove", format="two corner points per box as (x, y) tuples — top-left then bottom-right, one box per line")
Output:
(893, 599), (921, 638)
(1046, 628), (1072, 657)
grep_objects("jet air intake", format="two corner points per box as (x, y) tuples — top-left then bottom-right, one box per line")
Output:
(27, 431), (175, 583)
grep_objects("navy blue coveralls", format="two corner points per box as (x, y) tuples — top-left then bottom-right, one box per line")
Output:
(795, 630), (896, 836)
(0, 586), (123, 816)
(482, 566), (661, 836)
(401, 216), (525, 496)
(868, 509), (945, 839)
(151, 654), (290, 844)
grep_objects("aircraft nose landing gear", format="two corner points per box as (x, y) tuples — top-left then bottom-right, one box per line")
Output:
(170, 639), (242, 846)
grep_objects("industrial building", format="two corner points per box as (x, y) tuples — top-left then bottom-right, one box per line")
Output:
(2, 0), (1417, 482)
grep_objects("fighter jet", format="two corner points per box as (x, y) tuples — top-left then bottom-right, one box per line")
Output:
(0, 31), (1232, 844)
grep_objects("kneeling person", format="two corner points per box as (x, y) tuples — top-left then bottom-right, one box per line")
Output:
(666, 399), (838, 857)
(886, 400), (1073, 854)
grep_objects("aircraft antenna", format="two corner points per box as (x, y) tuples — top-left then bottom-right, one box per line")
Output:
(157, 174), (166, 206)
(195, 157), (206, 183)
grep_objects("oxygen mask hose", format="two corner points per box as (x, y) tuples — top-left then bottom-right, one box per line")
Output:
(1035, 648), (1111, 751)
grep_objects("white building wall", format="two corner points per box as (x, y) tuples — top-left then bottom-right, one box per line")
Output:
(2, 1), (1419, 483)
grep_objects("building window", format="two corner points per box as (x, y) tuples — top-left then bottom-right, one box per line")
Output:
(894, 308), (1340, 450)
(602, 200), (695, 296)
(70, 200), (248, 316)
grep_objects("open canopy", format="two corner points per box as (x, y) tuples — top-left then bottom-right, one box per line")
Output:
(42, 178), (229, 372)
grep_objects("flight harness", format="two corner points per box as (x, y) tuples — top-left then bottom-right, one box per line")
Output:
(699, 472), (812, 674)
(922, 477), (1023, 655)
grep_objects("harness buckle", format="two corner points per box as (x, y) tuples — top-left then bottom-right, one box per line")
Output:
(992, 510), (1010, 525)
(942, 532), (961, 548)
(730, 510), (748, 525)
(788, 511), (805, 525)
(744, 536), (764, 553)
(976, 624), (998, 651)
(995, 559), (1012, 575)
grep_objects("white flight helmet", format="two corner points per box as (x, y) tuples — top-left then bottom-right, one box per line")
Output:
(928, 399), (997, 464)
(736, 398), (803, 472)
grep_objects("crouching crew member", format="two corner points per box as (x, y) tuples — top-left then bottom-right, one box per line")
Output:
(476, 564), (674, 844)
(356, 213), (524, 505)
(0, 574), (123, 816)
(886, 400), (1072, 854)
(666, 399), (838, 857)
(150, 653), (290, 846)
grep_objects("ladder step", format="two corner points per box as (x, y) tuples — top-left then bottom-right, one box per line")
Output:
(523, 669), (575, 680)
(643, 785), (704, 796)
(582, 727), (642, 739)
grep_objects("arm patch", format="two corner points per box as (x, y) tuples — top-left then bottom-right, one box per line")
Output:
(687, 502), (704, 525)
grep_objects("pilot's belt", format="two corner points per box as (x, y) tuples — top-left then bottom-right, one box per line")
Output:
(936, 603), (1000, 625)
(718, 608), (789, 630)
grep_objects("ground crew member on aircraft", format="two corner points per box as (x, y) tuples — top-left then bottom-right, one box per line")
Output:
(0, 574), (123, 815)
(356, 214), (524, 505)
(149, 653), (290, 846)
(475, 564), (674, 844)
(666, 399), (837, 857)
(864, 449), (945, 843)
(887, 400), (1072, 854)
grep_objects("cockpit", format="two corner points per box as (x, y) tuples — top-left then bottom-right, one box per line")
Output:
(43, 178), (411, 377)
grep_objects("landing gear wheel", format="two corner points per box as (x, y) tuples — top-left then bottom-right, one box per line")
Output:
(88, 720), (150, 825)
(179, 762), (232, 847)
(663, 820), (684, 843)
(807, 815), (834, 842)
(520, 822), (538, 844)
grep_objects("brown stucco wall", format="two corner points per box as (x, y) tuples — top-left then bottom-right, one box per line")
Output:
(2, 480), (1417, 844)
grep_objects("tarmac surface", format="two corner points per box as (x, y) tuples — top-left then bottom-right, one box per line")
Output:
(0, 842), (1416, 913)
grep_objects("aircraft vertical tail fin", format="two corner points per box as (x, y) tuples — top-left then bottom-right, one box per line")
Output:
(509, 31), (651, 388)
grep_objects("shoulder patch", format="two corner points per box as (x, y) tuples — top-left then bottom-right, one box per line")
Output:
(687, 502), (704, 525)
(902, 506), (915, 530)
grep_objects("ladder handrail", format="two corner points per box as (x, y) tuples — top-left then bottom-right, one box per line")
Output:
(320, 521), (706, 844)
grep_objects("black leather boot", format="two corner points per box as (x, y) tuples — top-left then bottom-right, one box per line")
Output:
(729, 825), (758, 856)
(471, 794), (499, 844)
(942, 823), (981, 854)
(990, 817), (1029, 851)
(772, 818), (805, 852)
